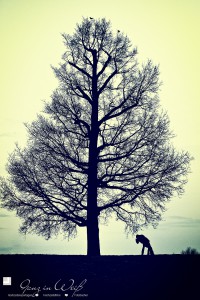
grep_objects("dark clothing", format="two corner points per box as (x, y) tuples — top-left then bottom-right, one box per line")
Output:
(136, 234), (150, 246)
(136, 234), (154, 255)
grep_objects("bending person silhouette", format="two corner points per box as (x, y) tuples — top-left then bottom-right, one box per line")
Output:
(136, 234), (154, 255)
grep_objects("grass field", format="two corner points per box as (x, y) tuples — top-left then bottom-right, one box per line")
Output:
(0, 254), (199, 299)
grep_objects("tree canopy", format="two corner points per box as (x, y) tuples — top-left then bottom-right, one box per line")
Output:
(0, 18), (191, 255)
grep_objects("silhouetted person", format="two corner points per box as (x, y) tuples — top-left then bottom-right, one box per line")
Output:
(136, 234), (154, 255)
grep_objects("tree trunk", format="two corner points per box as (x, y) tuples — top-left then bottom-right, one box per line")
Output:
(86, 49), (100, 256)
(86, 97), (100, 255)
(86, 189), (100, 256)
(87, 117), (100, 256)
(87, 220), (100, 256)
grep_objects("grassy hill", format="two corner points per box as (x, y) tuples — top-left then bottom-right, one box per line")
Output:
(0, 254), (199, 299)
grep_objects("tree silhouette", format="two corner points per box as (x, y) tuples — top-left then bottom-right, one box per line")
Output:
(0, 18), (191, 256)
(181, 247), (199, 255)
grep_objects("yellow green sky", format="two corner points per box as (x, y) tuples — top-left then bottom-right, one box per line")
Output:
(0, 0), (200, 254)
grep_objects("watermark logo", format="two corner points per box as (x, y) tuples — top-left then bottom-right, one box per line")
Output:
(3, 277), (12, 286)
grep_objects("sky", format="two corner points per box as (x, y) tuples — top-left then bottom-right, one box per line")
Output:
(0, 0), (200, 255)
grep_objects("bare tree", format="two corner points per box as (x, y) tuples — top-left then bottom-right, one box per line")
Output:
(0, 18), (191, 256)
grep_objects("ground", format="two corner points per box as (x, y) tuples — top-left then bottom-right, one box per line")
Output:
(0, 254), (199, 299)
